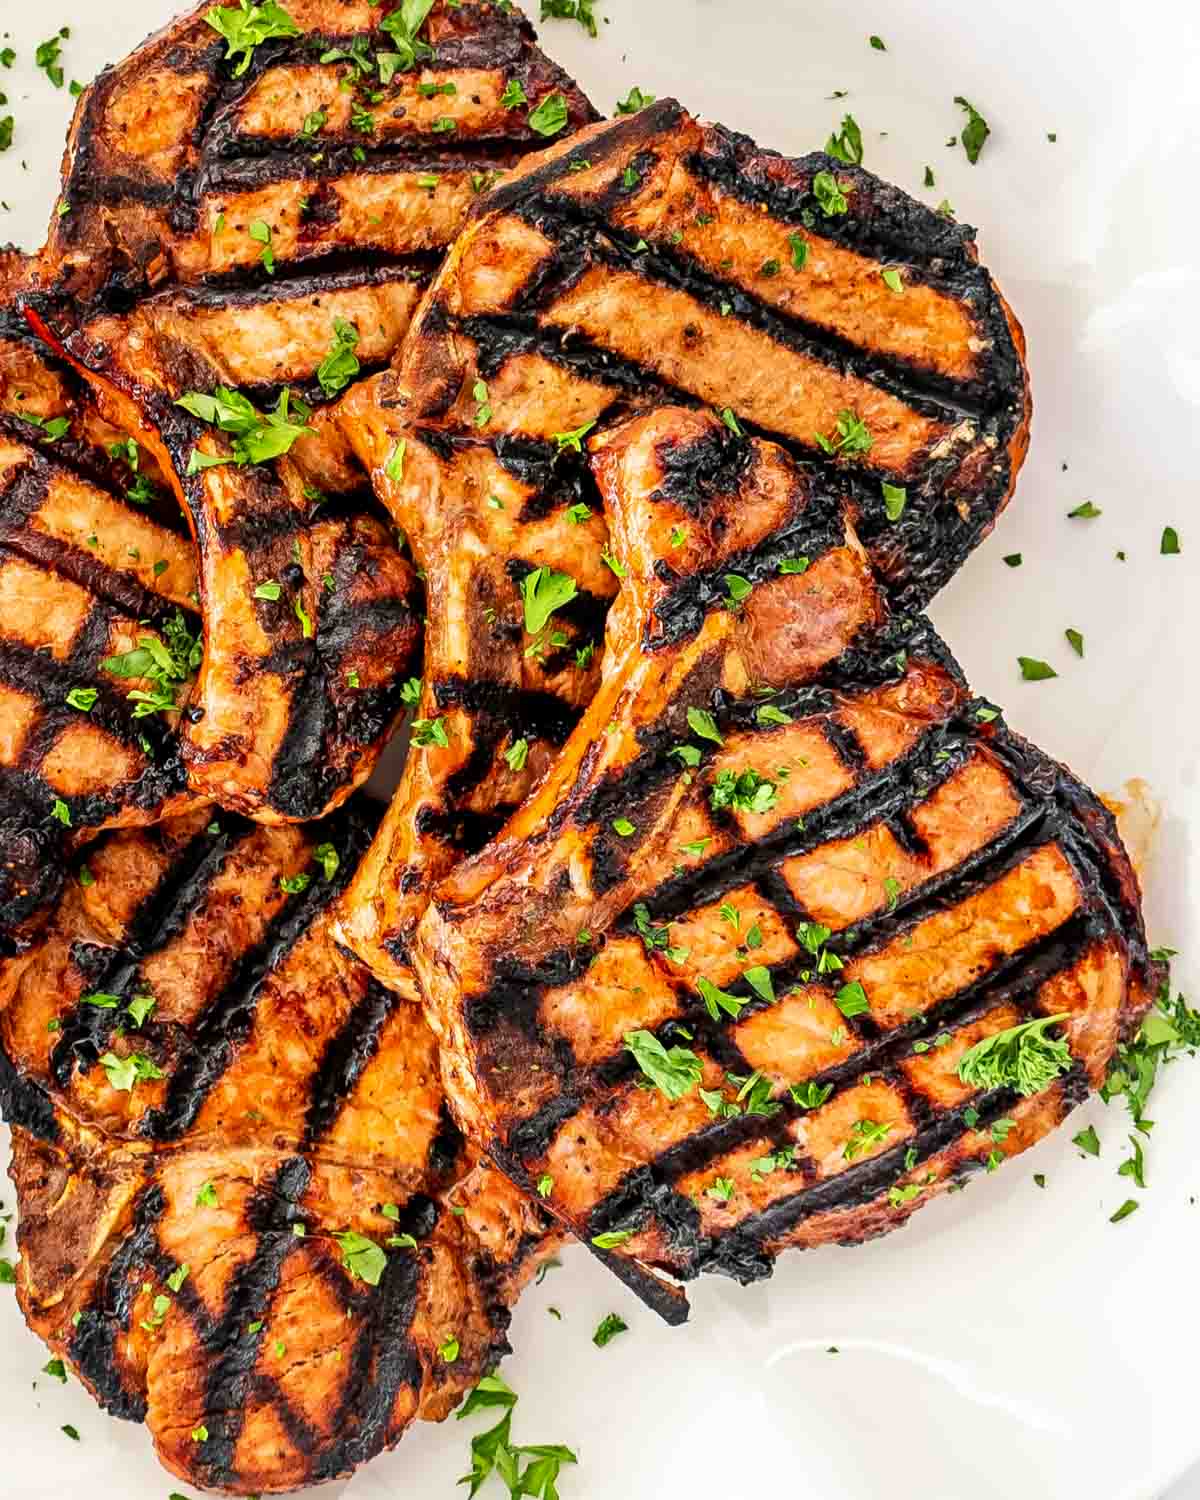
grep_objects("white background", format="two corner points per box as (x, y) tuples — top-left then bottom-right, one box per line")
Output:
(0, 2), (1198, 1497)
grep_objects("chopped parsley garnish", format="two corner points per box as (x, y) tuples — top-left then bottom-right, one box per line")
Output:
(843, 1118), (892, 1161)
(254, 580), (282, 601)
(815, 408), (872, 457)
(869, 34), (886, 49)
(720, 407), (744, 437)
(1068, 500), (1101, 519)
(248, 218), (276, 274)
(553, 418), (597, 453)
(881, 268), (904, 294)
(706, 1177), (735, 1203)
(81, 992), (121, 1009)
(100, 616), (200, 718)
(812, 169), (849, 216)
(333, 1230), (387, 1286)
(438, 1335), (460, 1363)
(954, 95), (991, 164)
(592, 1312), (629, 1346)
(385, 439), (407, 482)
(1003, 553), (1023, 567)
(205, 2), (300, 76)
(35, 28), (69, 88)
(788, 232), (809, 270)
(744, 966), (775, 1003)
(825, 114), (863, 166)
(835, 980), (869, 1018)
(412, 717), (450, 748)
(472, 379), (492, 427)
(279, 872), (311, 895)
(300, 109), (326, 139)
(566, 502), (591, 524)
(1110, 1199), (1139, 1224)
(378, 0), (436, 71)
(316, 318), (361, 397)
(779, 557), (810, 574)
(501, 78), (528, 110)
(529, 91), (569, 137)
(504, 738), (529, 772)
(756, 704), (792, 726)
(1018, 656), (1057, 681)
(127, 993), (156, 1027)
(65, 686), (98, 712)
(601, 548), (628, 579)
(1065, 627), (1084, 658)
(686, 707), (723, 746)
(698, 976), (746, 1021)
(195, 1181), (218, 1208)
(99, 1051), (164, 1093)
(313, 842), (339, 880)
(1073, 1124), (1100, 1156)
(710, 768), (779, 816)
(521, 566), (578, 636)
(632, 903), (688, 964)
(536, 1173), (553, 1198)
(723, 573), (752, 607)
(176, 386), (312, 471)
(1162, 526), (1181, 555)
(957, 1013), (1072, 1097)
(882, 481), (907, 520)
(624, 1029), (702, 1100)
(611, 817), (635, 837)
(616, 86), (654, 114)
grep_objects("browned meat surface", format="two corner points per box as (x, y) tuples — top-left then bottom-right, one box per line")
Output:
(331, 368), (619, 993)
(331, 96), (1029, 991)
(412, 407), (1154, 1323)
(0, 301), (203, 947)
(378, 98), (1030, 609)
(19, 0), (597, 824)
(0, 802), (553, 1495)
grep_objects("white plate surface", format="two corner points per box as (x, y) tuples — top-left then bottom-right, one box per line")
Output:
(0, 2), (1198, 1497)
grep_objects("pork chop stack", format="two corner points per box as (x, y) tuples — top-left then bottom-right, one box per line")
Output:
(0, 802), (552, 1493)
(332, 98), (1032, 995)
(412, 406), (1155, 1320)
(0, 1), (1158, 1494)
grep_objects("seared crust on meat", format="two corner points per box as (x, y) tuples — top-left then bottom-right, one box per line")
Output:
(33, 0), (597, 308)
(20, 0), (598, 826)
(0, 298), (203, 947)
(332, 98), (1030, 990)
(412, 408), (1152, 1321)
(0, 802), (554, 1495)
(331, 368), (618, 991)
(390, 99), (1030, 609)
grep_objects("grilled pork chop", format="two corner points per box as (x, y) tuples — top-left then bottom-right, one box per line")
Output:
(413, 407), (1154, 1322)
(0, 802), (553, 1494)
(331, 96), (1030, 989)
(0, 299), (202, 948)
(23, 0), (596, 823)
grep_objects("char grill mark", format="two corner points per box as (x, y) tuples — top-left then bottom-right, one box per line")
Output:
(411, 407), (1152, 1320)
(331, 372), (619, 992)
(35, 0), (598, 307)
(0, 319), (205, 948)
(387, 99), (1029, 612)
(1, 800), (555, 1495)
(23, 0), (598, 832)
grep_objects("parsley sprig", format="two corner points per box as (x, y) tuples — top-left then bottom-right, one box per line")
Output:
(457, 1375), (578, 1500)
(102, 611), (201, 718)
(957, 1013), (1073, 1097)
(205, 2), (300, 77)
(176, 386), (312, 472)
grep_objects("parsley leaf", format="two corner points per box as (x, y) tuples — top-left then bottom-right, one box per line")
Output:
(205, 2), (300, 76)
(521, 566), (578, 636)
(333, 1230), (387, 1286)
(954, 95), (991, 164)
(710, 768), (779, 816)
(176, 386), (312, 471)
(529, 92), (569, 137)
(1162, 525), (1181, 555)
(624, 1029), (702, 1100)
(316, 318), (361, 397)
(957, 1013), (1072, 1097)
(1018, 656), (1057, 681)
(99, 1051), (164, 1092)
(882, 481), (907, 521)
(825, 114), (863, 166)
(616, 86), (654, 115)
(592, 1312), (628, 1347)
(812, 169), (849, 216)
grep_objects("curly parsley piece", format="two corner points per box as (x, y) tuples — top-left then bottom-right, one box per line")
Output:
(957, 1013), (1072, 1097)
(205, 2), (300, 76)
(176, 386), (312, 471)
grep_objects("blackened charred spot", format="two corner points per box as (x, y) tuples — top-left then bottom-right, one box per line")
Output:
(649, 423), (753, 515)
